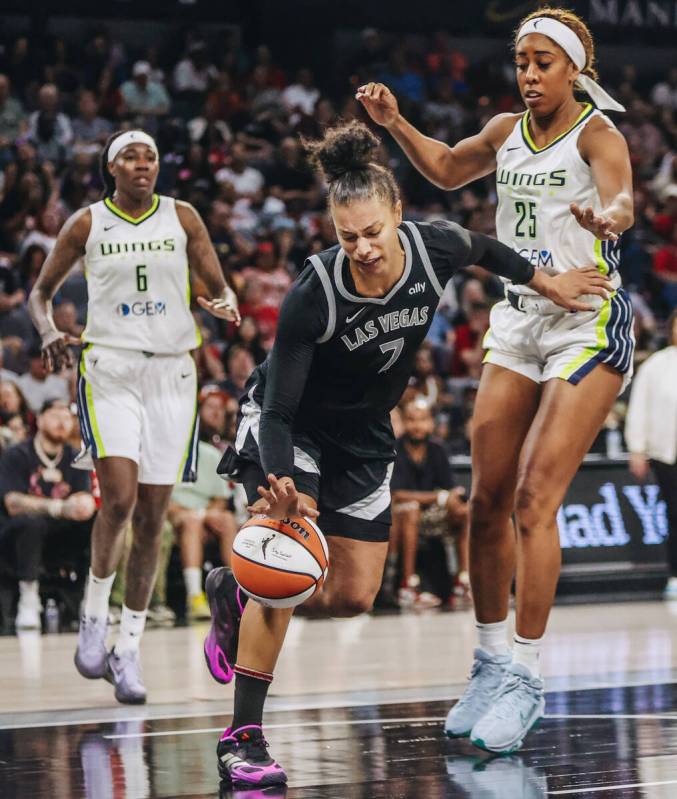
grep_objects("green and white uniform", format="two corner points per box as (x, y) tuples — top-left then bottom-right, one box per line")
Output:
(76, 194), (200, 483)
(483, 104), (634, 390)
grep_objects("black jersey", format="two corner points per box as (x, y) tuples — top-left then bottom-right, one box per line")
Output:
(247, 219), (535, 477)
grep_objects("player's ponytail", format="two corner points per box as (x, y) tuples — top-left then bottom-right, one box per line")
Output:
(100, 131), (126, 198)
(304, 120), (400, 208)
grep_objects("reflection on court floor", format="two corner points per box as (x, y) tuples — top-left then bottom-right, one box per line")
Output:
(2, 681), (677, 798)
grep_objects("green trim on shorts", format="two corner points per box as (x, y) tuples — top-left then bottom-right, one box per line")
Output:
(80, 344), (107, 458)
(186, 264), (203, 348)
(557, 295), (613, 381)
(176, 368), (198, 482)
(481, 325), (493, 363)
(594, 239), (610, 276)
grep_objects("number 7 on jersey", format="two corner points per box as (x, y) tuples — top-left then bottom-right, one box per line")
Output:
(378, 337), (404, 373)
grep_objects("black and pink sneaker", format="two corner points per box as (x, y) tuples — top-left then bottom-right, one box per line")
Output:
(217, 725), (287, 788)
(204, 567), (247, 684)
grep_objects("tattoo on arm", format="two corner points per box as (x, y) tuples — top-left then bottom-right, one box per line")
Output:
(4, 492), (58, 517)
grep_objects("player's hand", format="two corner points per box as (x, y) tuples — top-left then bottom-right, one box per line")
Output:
(250, 474), (320, 520)
(62, 492), (97, 521)
(197, 285), (241, 324)
(530, 267), (613, 312)
(629, 453), (650, 482)
(570, 203), (618, 241)
(41, 329), (80, 372)
(446, 487), (469, 520)
(355, 82), (399, 128)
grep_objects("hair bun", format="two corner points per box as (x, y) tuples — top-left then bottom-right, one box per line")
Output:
(305, 120), (381, 183)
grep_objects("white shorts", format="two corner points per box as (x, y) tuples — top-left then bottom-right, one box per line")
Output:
(75, 344), (199, 485)
(483, 288), (635, 393)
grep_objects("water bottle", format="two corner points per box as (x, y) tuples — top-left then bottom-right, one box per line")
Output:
(606, 428), (623, 459)
(45, 598), (60, 634)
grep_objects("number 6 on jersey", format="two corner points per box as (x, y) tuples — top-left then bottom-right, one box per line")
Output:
(136, 264), (148, 292)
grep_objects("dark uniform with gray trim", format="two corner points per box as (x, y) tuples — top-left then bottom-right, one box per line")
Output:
(218, 220), (535, 541)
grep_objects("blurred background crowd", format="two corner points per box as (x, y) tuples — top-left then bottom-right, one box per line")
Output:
(0, 19), (675, 626)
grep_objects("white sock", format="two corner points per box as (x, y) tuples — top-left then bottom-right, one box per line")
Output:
(476, 618), (510, 656)
(19, 580), (40, 605)
(84, 570), (116, 621)
(512, 633), (543, 677)
(114, 605), (147, 656)
(183, 567), (202, 598)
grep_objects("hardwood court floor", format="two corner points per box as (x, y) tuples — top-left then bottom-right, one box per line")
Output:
(1, 601), (677, 797)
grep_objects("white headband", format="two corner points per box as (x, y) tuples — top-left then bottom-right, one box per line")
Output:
(108, 130), (159, 164)
(516, 17), (625, 113)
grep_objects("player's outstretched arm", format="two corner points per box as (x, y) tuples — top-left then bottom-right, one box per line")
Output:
(417, 220), (615, 312)
(356, 82), (514, 190)
(572, 119), (634, 239)
(465, 230), (614, 312)
(176, 200), (241, 324)
(28, 208), (90, 372)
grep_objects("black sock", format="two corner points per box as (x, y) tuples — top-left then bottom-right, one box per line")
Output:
(230, 666), (273, 731)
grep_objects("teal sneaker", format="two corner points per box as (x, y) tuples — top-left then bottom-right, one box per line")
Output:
(470, 663), (545, 753)
(444, 648), (511, 737)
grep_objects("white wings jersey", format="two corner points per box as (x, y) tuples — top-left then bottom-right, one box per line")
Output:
(495, 103), (621, 296)
(82, 195), (201, 354)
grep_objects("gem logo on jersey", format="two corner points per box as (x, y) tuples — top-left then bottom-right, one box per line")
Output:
(517, 248), (554, 269)
(116, 300), (167, 317)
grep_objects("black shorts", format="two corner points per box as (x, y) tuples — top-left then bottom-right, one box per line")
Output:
(218, 427), (393, 543)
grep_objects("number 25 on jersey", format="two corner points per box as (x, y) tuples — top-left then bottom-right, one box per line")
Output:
(515, 201), (537, 239)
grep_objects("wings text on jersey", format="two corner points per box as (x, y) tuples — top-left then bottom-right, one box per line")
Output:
(497, 168), (567, 189)
(99, 238), (176, 256)
(341, 305), (430, 352)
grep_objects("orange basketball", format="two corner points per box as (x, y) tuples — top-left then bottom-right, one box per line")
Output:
(231, 516), (329, 608)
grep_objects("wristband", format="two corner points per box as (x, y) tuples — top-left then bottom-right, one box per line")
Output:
(48, 499), (64, 518)
(436, 490), (450, 508)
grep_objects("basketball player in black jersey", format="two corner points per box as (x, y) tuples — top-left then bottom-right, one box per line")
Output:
(204, 121), (611, 789)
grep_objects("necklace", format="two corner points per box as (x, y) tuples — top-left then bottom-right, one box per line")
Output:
(34, 435), (63, 483)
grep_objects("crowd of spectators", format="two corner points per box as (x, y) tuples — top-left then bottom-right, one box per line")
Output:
(0, 24), (675, 622)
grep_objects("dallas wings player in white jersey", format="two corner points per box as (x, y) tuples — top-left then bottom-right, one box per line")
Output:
(28, 130), (240, 704)
(358, 7), (634, 752)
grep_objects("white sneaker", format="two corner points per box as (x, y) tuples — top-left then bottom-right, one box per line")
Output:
(146, 604), (176, 626)
(470, 663), (545, 753)
(16, 598), (42, 630)
(664, 577), (677, 600)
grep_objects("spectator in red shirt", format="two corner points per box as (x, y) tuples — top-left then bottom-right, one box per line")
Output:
(240, 241), (292, 310)
(653, 223), (677, 309)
